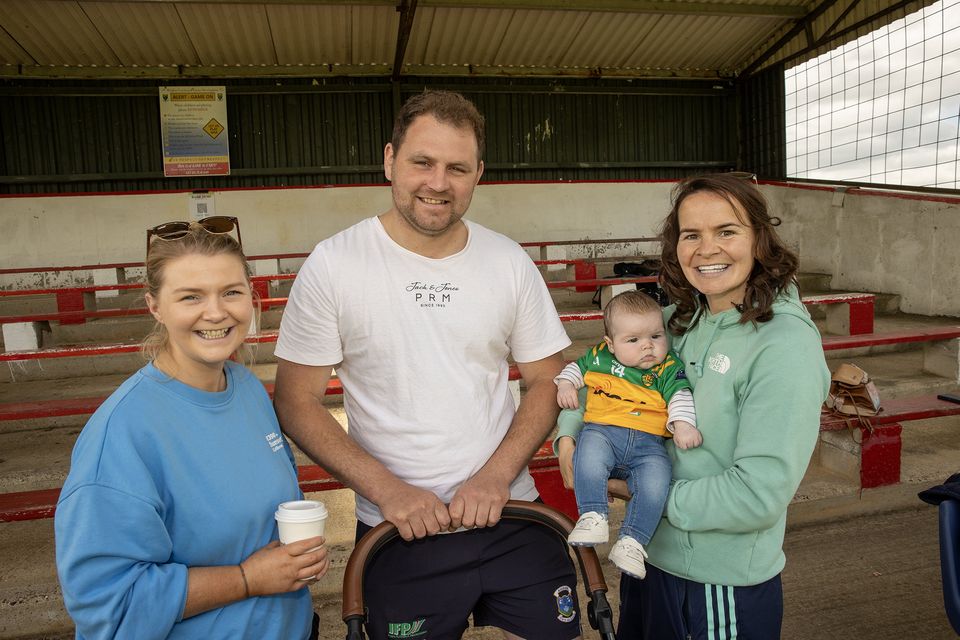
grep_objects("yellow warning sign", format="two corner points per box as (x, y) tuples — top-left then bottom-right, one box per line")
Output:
(160, 85), (230, 177)
(203, 118), (225, 139)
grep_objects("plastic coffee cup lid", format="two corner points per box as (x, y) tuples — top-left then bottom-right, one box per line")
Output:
(275, 500), (328, 523)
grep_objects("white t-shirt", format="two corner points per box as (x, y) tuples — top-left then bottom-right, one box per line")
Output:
(275, 217), (572, 525)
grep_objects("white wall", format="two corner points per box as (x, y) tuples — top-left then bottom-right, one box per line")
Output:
(767, 183), (960, 317)
(0, 181), (672, 288)
(2, 180), (958, 316)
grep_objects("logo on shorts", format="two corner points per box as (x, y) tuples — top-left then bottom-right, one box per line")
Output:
(553, 585), (577, 623)
(387, 619), (426, 638)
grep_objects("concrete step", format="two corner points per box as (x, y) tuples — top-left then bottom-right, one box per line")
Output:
(796, 271), (833, 292)
(798, 272), (903, 317)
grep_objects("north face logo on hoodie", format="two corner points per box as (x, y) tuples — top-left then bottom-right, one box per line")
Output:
(708, 352), (731, 374)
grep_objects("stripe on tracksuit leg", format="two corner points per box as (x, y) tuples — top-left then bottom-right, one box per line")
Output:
(725, 585), (738, 638)
(705, 584), (718, 640)
(704, 584), (738, 640)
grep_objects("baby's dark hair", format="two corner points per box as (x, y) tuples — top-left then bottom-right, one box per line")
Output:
(603, 289), (662, 337)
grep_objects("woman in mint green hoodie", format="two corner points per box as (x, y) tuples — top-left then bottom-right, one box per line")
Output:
(556, 173), (830, 639)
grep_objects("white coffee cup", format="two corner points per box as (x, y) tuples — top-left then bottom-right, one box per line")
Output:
(275, 500), (328, 546)
(275, 500), (328, 581)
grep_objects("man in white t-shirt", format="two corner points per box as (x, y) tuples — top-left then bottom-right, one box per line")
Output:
(273, 90), (583, 638)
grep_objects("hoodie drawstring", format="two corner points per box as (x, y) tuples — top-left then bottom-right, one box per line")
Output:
(692, 319), (723, 378)
(677, 304), (721, 379)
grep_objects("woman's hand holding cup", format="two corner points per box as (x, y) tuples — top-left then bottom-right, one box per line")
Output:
(241, 537), (329, 596)
(274, 500), (329, 581)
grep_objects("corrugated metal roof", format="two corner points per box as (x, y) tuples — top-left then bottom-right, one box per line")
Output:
(0, 0), (121, 66)
(82, 1), (198, 66)
(0, 0), (936, 79)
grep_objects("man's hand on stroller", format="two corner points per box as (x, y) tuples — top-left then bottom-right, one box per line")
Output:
(379, 480), (452, 541)
(448, 471), (511, 531)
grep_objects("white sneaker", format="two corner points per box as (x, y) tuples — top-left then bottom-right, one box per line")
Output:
(609, 536), (648, 579)
(567, 511), (609, 546)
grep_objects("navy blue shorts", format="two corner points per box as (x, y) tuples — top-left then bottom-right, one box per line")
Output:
(617, 563), (783, 640)
(356, 517), (582, 639)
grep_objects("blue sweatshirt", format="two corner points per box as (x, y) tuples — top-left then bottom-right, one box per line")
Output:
(55, 361), (312, 640)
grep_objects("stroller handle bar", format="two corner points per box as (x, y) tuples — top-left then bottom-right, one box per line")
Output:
(341, 499), (610, 621)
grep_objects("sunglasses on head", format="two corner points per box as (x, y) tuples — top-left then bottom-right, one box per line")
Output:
(728, 171), (759, 186)
(146, 216), (242, 257)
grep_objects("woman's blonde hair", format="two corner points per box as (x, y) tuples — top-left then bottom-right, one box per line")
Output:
(142, 223), (257, 365)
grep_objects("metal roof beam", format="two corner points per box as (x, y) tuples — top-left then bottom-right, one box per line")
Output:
(392, 0), (418, 81)
(62, 0), (807, 19)
(0, 63), (735, 80)
(423, 0), (806, 18)
(819, 0), (863, 42)
(779, 0), (923, 67)
(739, 0), (844, 77)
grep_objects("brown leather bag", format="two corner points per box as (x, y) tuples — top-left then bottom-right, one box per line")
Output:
(824, 363), (882, 433)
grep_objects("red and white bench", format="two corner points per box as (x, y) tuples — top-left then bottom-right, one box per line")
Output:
(804, 292), (875, 336)
(819, 394), (960, 489)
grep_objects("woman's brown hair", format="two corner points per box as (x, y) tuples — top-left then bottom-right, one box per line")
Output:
(658, 173), (799, 335)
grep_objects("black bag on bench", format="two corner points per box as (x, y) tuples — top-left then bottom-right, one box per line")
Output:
(592, 259), (668, 307)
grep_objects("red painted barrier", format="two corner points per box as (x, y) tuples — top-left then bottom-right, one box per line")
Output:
(0, 440), (575, 523)
(821, 326), (960, 350)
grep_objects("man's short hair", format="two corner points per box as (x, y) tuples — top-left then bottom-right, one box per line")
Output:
(391, 90), (486, 161)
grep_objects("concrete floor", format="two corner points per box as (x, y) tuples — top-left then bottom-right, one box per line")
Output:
(5, 484), (954, 640)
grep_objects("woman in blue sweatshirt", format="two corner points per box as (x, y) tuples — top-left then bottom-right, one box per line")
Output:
(55, 221), (327, 639)
(556, 173), (829, 639)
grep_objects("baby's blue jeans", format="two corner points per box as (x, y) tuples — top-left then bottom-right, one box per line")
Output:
(572, 422), (672, 544)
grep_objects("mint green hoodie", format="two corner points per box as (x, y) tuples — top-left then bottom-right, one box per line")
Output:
(556, 286), (829, 586)
(650, 285), (829, 585)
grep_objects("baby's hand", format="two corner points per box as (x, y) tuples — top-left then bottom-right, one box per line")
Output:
(672, 421), (702, 450)
(556, 380), (580, 409)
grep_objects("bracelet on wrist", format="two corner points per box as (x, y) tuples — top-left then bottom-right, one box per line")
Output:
(238, 563), (250, 599)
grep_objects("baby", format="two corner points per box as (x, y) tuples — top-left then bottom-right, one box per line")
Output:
(556, 289), (701, 579)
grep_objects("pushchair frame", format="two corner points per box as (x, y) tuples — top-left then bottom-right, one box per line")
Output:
(341, 499), (617, 639)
